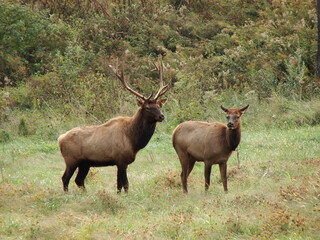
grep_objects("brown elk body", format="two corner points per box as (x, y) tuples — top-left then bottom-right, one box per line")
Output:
(172, 105), (249, 193)
(58, 62), (168, 193)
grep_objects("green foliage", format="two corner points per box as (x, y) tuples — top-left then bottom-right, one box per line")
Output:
(9, 84), (33, 109)
(0, 1), (71, 86)
(0, 130), (10, 143)
(1, 3), (320, 239)
(0, 0), (319, 129)
(282, 48), (308, 99)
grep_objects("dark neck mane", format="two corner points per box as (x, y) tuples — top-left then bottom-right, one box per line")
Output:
(227, 124), (241, 151)
(128, 108), (157, 152)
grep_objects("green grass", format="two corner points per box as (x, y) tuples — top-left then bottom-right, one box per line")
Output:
(0, 125), (320, 239)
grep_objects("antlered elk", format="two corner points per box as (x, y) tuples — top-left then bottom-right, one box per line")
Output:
(58, 62), (169, 193)
(172, 105), (249, 193)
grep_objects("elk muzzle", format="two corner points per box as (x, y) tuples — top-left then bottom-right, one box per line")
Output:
(158, 114), (165, 122)
(227, 122), (234, 129)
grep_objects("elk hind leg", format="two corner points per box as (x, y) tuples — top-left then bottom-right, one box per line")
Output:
(75, 162), (90, 189)
(187, 157), (196, 178)
(178, 152), (193, 193)
(62, 161), (78, 192)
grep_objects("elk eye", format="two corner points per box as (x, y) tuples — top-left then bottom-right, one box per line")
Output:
(226, 116), (230, 119)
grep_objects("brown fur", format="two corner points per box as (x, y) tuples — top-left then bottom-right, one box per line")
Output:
(59, 99), (167, 193)
(172, 105), (249, 193)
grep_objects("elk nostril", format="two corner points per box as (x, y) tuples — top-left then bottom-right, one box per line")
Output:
(159, 115), (165, 121)
(227, 123), (233, 128)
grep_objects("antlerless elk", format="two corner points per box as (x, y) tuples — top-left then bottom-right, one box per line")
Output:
(58, 62), (169, 193)
(172, 105), (249, 193)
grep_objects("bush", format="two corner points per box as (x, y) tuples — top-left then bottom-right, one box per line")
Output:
(0, 1), (71, 86)
(9, 84), (33, 109)
(0, 130), (10, 143)
(18, 118), (29, 136)
(0, 0), (319, 133)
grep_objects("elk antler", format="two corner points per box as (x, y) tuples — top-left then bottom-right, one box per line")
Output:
(151, 59), (169, 100)
(109, 64), (148, 100)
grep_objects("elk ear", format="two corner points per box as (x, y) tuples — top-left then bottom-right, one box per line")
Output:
(240, 104), (249, 114)
(136, 98), (144, 107)
(220, 105), (228, 113)
(157, 98), (167, 107)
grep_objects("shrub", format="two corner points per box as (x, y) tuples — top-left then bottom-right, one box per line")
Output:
(18, 118), (29, 136)
(0, 130), (10, 143)
(9, 84), (33, 109)
(0, 1), (71, 85)
(1, 0), (319, 130)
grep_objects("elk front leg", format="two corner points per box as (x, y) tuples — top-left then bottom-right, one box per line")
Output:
(204, 163), (212, 191)
(117, 165), (128, 193)
(219, 162), (228, 193)
(122, 167), (129, 193)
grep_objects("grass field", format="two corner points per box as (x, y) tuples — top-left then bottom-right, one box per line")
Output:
(0, 125), (320, 239)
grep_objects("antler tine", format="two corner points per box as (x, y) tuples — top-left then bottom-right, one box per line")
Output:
(153, 59), (169, 100)
(154, 84), (169, 100)
(109, 64), (147, 100)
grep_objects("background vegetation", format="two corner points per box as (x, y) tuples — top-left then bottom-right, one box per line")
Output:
(1, 0), (320, 126)
(0, 0), (320, 239)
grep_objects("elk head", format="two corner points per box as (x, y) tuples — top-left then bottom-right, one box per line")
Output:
(109, 61), (169, 123)
(221, 105), (249, 129)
